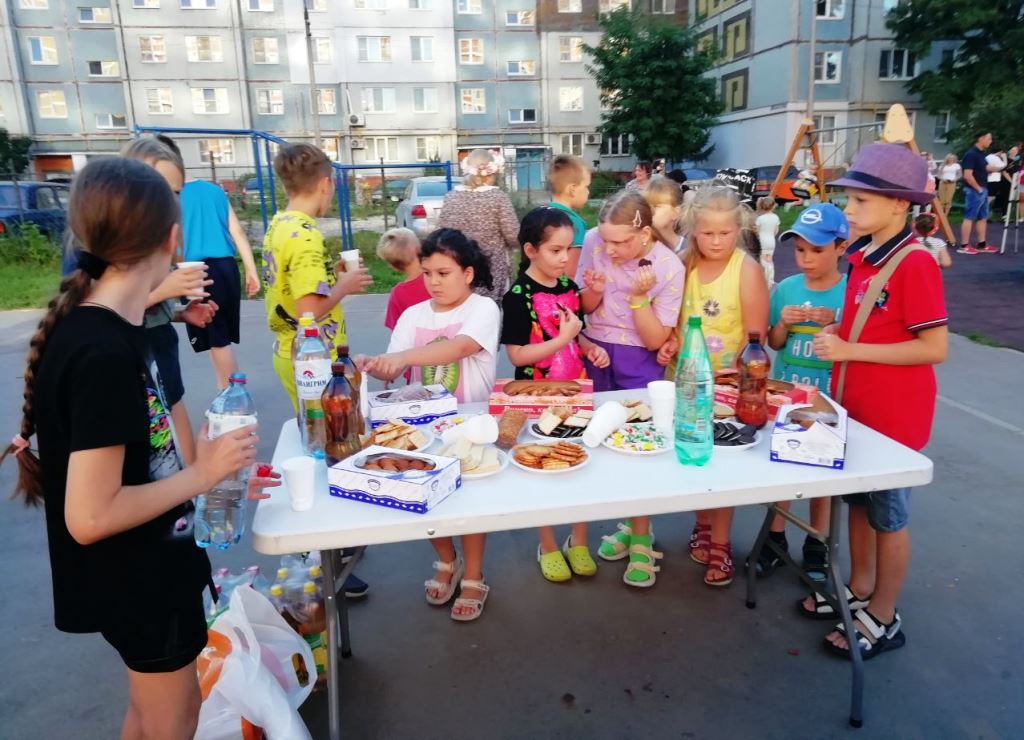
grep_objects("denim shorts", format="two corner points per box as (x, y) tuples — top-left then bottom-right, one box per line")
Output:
(963, 186), (989, 221)
(842, 488), (911, 533)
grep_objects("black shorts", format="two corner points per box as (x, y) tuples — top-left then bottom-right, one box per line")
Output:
(101, 589), (208, 673)
(147, 322), (185, 407)
(186, 256), (241, 353)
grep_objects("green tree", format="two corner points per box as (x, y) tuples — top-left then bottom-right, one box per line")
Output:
(887, 0), (1024, 149)
(585, 7), (721, 163)
(0, 129), (33, 175)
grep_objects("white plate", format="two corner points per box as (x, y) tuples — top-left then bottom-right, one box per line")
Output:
(509, 443), (591, 475)
(459, 449), (510, 480)
(713, 426), (762, 453)
(601, 422), (672, 456)
(368, 426), (435, 453)
(528, 423), (588, 443)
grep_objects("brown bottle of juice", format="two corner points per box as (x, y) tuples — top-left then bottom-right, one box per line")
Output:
(322, 362), (361, 465)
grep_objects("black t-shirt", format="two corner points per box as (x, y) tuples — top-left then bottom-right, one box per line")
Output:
(962, 146), (988, 189)
(500, 272), (587, 380)
(34, 307), (210, 633)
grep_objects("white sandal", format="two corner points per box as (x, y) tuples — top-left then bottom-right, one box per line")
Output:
(622, 543), (663, 588)
(424, 557), (464, 606)
(450, 578), (490, 622)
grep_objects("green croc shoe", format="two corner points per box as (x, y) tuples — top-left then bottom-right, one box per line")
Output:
(562, 535), (597, 577)
(538, 545), (572, 582)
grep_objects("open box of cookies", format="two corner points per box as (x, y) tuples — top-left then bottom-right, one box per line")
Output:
(488, 378), (594, 418)
(327, 445), (461, 514)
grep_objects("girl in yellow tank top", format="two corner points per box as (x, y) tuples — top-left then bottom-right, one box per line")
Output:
(682, 248), (746, 370)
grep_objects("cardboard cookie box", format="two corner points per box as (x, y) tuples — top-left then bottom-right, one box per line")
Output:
(769, 395), (848, 469)
(488, 378), (594, 418)
(328, 446), (461, 514)
(367, 384), (458, 429)
(713, 371), (824, 419)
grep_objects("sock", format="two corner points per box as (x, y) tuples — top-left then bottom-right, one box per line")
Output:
(769, 530), (788, 546)
(978, 240), (987, 249)
(626, 534), (654, 583)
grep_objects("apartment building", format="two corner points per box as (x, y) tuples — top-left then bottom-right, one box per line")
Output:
(692, 0), (959, 171)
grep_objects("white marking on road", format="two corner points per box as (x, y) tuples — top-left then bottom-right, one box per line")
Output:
(936, 394), (1024, 437)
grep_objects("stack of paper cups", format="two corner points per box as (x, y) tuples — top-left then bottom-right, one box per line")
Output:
(581, 402), (629, 448)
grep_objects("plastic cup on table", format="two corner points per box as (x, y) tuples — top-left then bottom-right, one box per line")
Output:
(282, 456), (317, 512)
(581, 402), (629, 448)
(647, 380), (676, 436)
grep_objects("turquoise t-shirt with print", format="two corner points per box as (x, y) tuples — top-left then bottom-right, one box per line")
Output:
(769, 274), (847, 389)
(547, 202), (587, 248)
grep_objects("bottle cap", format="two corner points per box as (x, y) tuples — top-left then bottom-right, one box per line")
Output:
(270, 584), (283, 597)
(307, 409), (325, 420)
(748, 331), (761, 342)
(687, 315), (702, 327)
(338, 345), (350, 356)
(308, 565), (322, 578)
(303, 581), (317, 595)
(276, 567), (290, 581)
(304, 326), (319, 337)
(229, 372), (247, 384)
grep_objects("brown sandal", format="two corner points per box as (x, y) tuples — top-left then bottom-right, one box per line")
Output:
(704, 541), (734, 587)
(689, 522), (711, 565)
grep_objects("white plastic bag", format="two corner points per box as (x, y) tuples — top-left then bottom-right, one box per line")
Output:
(195, 587), (316, 740)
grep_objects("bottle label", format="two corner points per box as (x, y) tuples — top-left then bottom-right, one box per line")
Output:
(207, 413), (258, 440)
(295, 359), (332, 400)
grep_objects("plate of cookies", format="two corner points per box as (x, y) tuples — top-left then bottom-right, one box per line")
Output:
(437, 437), (509, 480)
(367, 421), (435, 452)
(510, 441), (590, 474)
(529, 406), (592, 441)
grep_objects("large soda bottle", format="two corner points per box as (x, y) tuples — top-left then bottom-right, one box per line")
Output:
(335, 345), (364, 433)
(322, 362), (362, 466)
(195, 373), (257, 550)
(736, 332), (771, 428)
(673, 316), (714, 466)
(294, 326), (332, 455)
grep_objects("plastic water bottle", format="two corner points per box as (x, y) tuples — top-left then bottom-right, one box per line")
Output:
(194, 372), (257, 550)
(673, 316), (714, 466)
(294, 326), (332, 456)
(290, 312), (319, 360)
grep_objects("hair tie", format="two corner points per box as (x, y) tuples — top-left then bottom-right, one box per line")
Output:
(10, 434), (30, 458)
(77, 251), (108, 280)
(632, 210), (643, 228)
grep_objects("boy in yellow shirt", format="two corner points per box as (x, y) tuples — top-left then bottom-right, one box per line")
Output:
(263, 143), (372, 410)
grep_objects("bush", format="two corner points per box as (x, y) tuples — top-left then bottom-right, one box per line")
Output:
(0, 223), (60, 266)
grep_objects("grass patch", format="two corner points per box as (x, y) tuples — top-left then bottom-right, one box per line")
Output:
(0, 260), (60, 310)
(963, 331), (1007, 348)
(325, 231), (404, 294)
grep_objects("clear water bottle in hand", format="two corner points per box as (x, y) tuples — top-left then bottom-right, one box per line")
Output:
(195, 372), (257, 550)
(674, 316), (714, 466)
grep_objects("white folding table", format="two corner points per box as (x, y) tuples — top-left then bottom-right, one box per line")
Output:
(253, 390), (933, 740)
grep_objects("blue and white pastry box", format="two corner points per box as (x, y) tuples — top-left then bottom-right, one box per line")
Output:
(328, 446), (461, 514)
(367, 384), (458, 429)
(769, 395), (848, 469)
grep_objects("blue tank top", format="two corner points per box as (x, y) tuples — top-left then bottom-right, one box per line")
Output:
(180, 180), (235, 261)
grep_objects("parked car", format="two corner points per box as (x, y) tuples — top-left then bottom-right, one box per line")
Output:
(371, 178), (411, 203)
(394, 177), (451, 236)
(241, 177), (260, 205)
(0, 181), (69, 239)
(681, 167), (716, 187)
(748, 165), (802, 202)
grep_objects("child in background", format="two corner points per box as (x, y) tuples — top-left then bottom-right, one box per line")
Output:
(806, 143), (948, 660)
(262, 144), (373, 411)
(502, 207), (609, 583)
(658, 186), (769, 587)
(577, 191), (684, 588)
(546, 155), (592, 281)
(755, 196), (781, 285)
(360, 228), (499, 622)
(912, 213), (952, 269)
(643, 178), (686, 252)
(379, 227), (430, 331)
(753, 202), (849, 581)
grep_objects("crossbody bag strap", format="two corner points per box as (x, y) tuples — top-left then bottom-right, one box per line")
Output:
(833, 245), (928, 405)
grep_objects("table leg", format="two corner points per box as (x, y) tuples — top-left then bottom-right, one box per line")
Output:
(745, 506), (775, 609)
(320, 548), (344, 740)
(824, 498), (865, 728)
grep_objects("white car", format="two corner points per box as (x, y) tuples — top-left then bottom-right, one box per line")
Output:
(394, 176), (451, 236)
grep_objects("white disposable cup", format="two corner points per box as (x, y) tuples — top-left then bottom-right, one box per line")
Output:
(340, 249), (361, 272)
(647, 380), (675, 434)
(176, 261), (208, 299)
(282, 456), (316, 512)
(582, 402), (630, 448)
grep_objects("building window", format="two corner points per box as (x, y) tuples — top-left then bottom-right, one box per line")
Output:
(411, 36), (433, 62)
(20, 0), (48, 8)
(507, 60), (535, 76)
(248, 0), (272, 8)
(815, 0), (844, 18)
(721, 68), (748, 112)
(28, 37), (59, 65)
(561, 133), (583, 156)
(312, 37), (332, 63)
(362, 87), (396, 113)
(811, 114), (836, 144)
(600, 133), (630, 156)
(199, 138), (234, 164)
(559, 36), (583, 63)
(95, 113), (127, 129)
(557, 0), (580, 11)
(367, 136), (399, 162)
(722, 13), (749, 61)
(456, 0), (480, 13)
(415, 136), (440, 161)
(145, 87), (174, 114)
(508, 108), (537, 124)
(460, 88), (485, 114)
(559, 86), (583, 111)
(322, 137), (340, 161)
(599, 0), (629, 12)
(88, 60), (120, 76)
(37, 90), (67, 118)
(316, 88), (336, 114)
(309, 0), (326, 9)
(256, 88), (284, 115)
(934, 111), (951, 142)
(505, 10), (533, 25)
(879, 48), (917, 80)
(133, 0), (159, 7)
(814, 51), (841, 83)
(357, 36), (391, 62)
(459, 38), (483, 65)
(191, 87), (229, 114)
(599, 88), (618, 111)
(186, 36), (223, 63)
(413, 87), (438, 113)
(941, 48), (954, 67)
(252, 38), (279, 64)
(181, 0), (216, 8)
(354, 0), (385, 7)
(139, 36), (166, 63)
(650, 0), (674, 13)
(79, 7), (113, 23)
(409, 0), (428, 8)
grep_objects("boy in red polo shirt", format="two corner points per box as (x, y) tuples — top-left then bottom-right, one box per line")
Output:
(802, 143), (948, 660)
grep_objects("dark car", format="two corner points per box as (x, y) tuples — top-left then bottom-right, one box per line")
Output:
(372, 178), (412, 203)
(748, 165), (802, 202)
(0, 181), (70, 239)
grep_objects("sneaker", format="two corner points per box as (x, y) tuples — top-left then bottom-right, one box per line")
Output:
(956, 245), (981, 254)
(341, 547), (358, 564)
(344, 573), (369, 599)
(979, 245), (999, 253)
